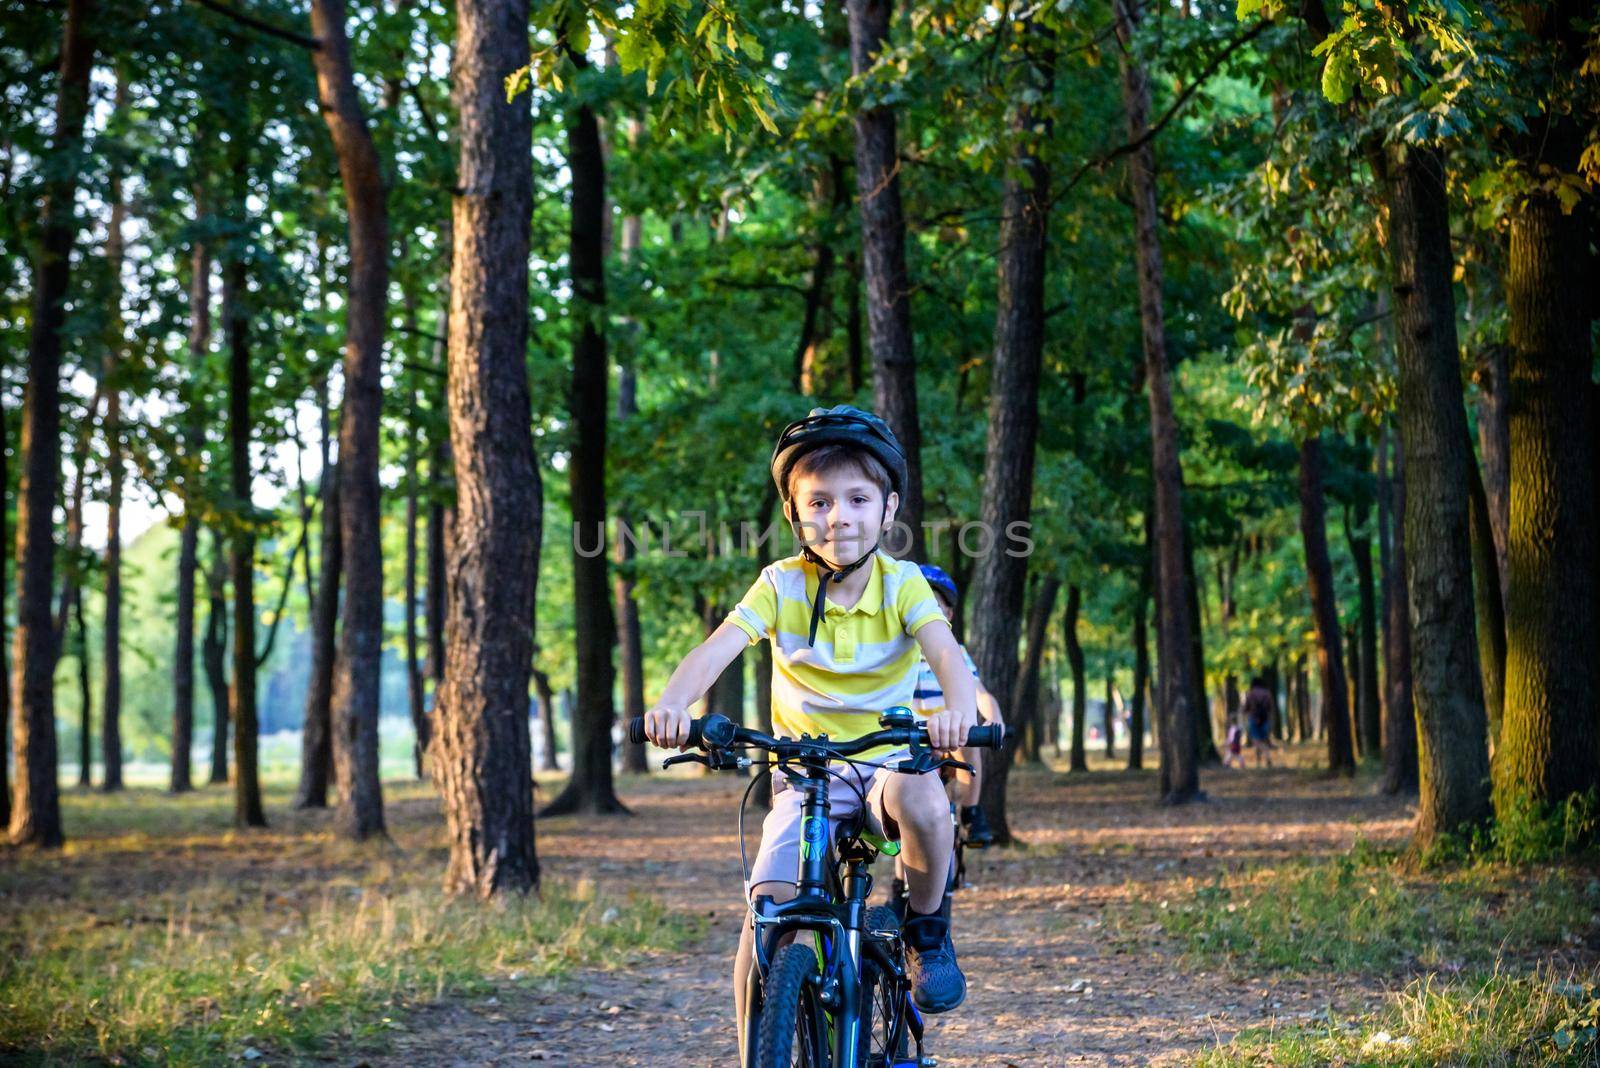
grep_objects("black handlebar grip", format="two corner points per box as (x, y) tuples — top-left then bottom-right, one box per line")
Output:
(966, 724), (1005, 749)
(626, 715), (708, 748)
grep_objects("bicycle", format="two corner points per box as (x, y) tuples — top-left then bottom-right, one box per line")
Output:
(627, 708), (1004, 1068)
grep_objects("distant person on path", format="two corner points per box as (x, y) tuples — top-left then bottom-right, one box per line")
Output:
(1224, 717), (1245, 769)
(1242, 676), (1277, 767)
(911, 564), (1005, 845)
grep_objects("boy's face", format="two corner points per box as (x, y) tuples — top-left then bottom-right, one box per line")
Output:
(789, 466), (898, 567)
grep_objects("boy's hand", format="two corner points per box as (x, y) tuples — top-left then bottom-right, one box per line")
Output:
(643, 704), (693, 749)
(925, 709), (974, 753)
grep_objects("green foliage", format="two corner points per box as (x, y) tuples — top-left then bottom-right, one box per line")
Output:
(1489, 791), (1600, 866)
(1137, 839), (1600, 976)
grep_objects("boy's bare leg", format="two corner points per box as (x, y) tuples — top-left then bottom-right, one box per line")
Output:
(958, 747), (982, 807)
(881, 770), (954, 913)
(735, 880), (795, 1068)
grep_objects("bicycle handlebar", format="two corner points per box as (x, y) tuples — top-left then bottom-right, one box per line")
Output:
(627, 713), (1004, 755)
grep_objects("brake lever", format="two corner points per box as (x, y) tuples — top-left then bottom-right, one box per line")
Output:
(661, 753), (710, 770)
(662, 748), (748, 772)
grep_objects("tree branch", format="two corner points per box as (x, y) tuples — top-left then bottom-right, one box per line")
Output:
(1056, 19), (1270, 202)
(190, 0), (321, 51)
(255, 521), (309, 669)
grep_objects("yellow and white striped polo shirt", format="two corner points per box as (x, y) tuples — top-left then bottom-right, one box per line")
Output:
(725, 552), (946, 754)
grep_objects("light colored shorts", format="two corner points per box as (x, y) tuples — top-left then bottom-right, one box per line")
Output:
(746, 755), (905, 891)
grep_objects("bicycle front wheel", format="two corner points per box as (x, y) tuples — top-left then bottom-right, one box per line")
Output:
(754, 942), (833, 1067)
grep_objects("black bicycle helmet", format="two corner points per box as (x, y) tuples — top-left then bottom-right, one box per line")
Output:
(769, 405), (908, 646)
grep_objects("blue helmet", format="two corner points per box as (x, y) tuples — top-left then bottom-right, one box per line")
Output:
(919, 564), (959, 606)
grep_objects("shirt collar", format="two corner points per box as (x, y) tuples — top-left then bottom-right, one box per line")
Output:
(805, 552), (885, 617)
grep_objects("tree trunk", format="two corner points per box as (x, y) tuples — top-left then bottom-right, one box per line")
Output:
(1129, 584), (1148, 770)
(426, 432), (448, 691)
(543, 49), (624, 818)
(1015, 578), (1062, 768)
(1376, 142), (1492, 844)
(223, 246), (265, 828)
(1468, 453), (1507, 746)
(1348, 505), (1381, 759)
(970, 23), (1055, 845)
(1184, 536), (1217, 764)
(312, 0), (389, 841)
(1498, 74), (1600, 815)
(614, 198), (647, 776)
(1064, 585), (1087, 773)
(1382, 435), (1419, 795)
(1298, 437), (1356, 775)
(1104, 674), (1116, 758)
(204, 531), (229, 785)
(100, 94), (127, 792)
(793, 157), (845, 396)
(295, 462), (340, 810)
(435, 0), (542, 895)
(1115, 0), (1198, 805)
(73, 595), (90, 785)
(533, 668), (558, 773)
(753, 640), (775, 808)
(846, 0), (925, 559)
(10, 0), (95, 848)
(1476, 343), (1511, 606)
(171, 222), (210, 795)
(405, 388), (428, 780)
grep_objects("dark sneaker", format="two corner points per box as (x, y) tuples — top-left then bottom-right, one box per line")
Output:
(903, 918), (966, 1013)
(961, 804), (995, 848)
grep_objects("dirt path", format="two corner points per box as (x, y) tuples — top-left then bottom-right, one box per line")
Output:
(393, 757), (1414, 1066)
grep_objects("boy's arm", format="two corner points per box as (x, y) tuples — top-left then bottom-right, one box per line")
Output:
(915, 620), (978, 752)
(976, 680), (1004, 727)
(643, 621), (751, 748)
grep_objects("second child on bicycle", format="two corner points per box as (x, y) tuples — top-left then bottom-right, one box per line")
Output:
(641, 405), (982, 1039)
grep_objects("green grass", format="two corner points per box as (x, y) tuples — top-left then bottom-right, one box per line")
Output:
(0, 782), (700, 1066)
(1134, 839), (1600, 976)
(1196, 969), (1600, 1066)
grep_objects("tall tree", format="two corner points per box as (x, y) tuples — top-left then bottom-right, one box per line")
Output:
(1380, 433), (1418, 795)
(434, 0), (541, 895)
(171, 195), (211, 795)
(1064, 585), (1087, 772)
(404, 384), (428, 779)
(1347, 499), (1381, 759)
(543, 43), (623, 817)
(845, 0), (925, 559)
(615, 182), (647, 776)
(10, 0), (96, 848)
(1299, 437), (1355, 774)
(311, 0), (389, 840)
(295, 455), (339, 810)
(99, 73), (130, 793)
(1114, 0), (1198, 805)
(1496, 0), (1600, 819)
(204, 531), (229, 785)
(1015, 577), (1061, 765)
(970, 19), (1055, 844)
(1129, 582), (1149, 771)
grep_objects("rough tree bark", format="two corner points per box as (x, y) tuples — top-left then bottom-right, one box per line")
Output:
(1129, 580), (1148, 771)
(434, 0), (542, 895)
(1476, 343), (1511, 606)
(1114, 0), (1199, 804)
(543, 46), (624, 817)
(1467, 455), (1507, 745)
(616, 198), (648, 776)
(846, 0), (925, 558)
(1298, 437), (1355, 775)
(1497, 2), (1600, 817)
(1376, 143), (1492, 844)
(405, 385), (428, 779)
(311, 0), (389, 840)
(10, 0), (95, 848)
(970, 22), (1055, 845)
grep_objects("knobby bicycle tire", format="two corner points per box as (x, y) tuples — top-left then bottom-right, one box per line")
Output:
(754, 942), (833, 1067)
(858, 905), (914, 1067)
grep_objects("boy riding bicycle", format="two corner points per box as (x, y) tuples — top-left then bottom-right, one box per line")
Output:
(642, 406), (981, 1043)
